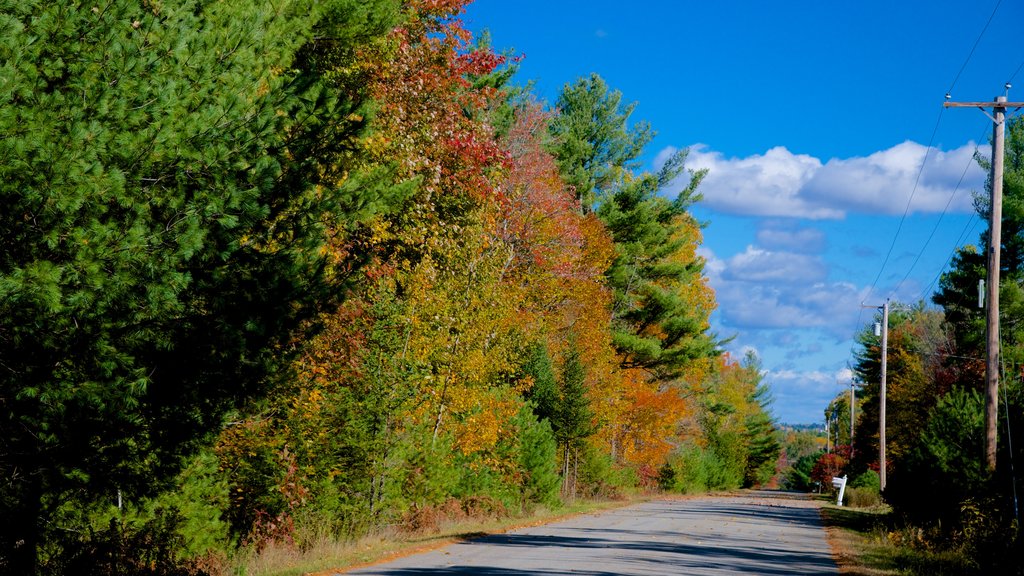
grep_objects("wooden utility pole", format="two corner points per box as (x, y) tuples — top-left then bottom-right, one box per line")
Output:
(850, 379), (855, 456)
(879, 301), (888, 491)
(945, 94), (1024, 471)
(861, 302), (890, 490)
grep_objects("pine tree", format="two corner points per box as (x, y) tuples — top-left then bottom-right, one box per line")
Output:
(547, 73), (652, 210)
(0, 1), (400, 569)
(553, 341), (594, 496)
(599, 153), (717, 381)
(523, 343), (559, 426)
(548, 74), (717, 383)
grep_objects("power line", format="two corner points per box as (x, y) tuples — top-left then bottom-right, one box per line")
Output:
(947, 0), (1004, 96)
(849, 0), (1004, 388)
(865, 109), (944, 300)
(915, 218), (981, 303)
(1010, 57), (1024, 85)
(890, 123), (990, 301)
(866, 0), (1004, 302)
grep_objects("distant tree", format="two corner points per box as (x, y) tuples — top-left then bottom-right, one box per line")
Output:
(743, 375), (781, 487)
(851, 304), (948, 474)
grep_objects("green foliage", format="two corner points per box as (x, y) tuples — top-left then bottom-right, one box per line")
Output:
(547, 73), (653, 209)
(597, 153), (715, 381)
(742, 367), (781, 487)
(851, 470), (881, 492)
(784, 451), (825, 492)
(743, 410), (781, 487)
(887, 387), (987, 526)
(845, 471), (882, 508)
(553, 341), (595, 449)
(669, 443), (742, 493)
(523, 343), (559, 426)
(515, 409), (561, 507)
(396, 427), (461, 511)
(576, 445), (637, 498)
(0, 1), (403, 569)
(843, 487), (882, 508)
(39, 450), (231, 574)
(851, 304), (949, 474)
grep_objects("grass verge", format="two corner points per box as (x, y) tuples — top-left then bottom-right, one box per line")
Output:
(819, 501), (978, 575)
(232, 497), (647, 576)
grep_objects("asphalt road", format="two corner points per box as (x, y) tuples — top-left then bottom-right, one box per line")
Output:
(341, 490), (838, 575)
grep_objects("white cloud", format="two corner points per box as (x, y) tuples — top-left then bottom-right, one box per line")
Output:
(702, 246), (867, 337)
(756, 222), (826, 253)
(724, 246), (826, 283)
(671, 141), (987, 219)
(765, 367), (851, 423)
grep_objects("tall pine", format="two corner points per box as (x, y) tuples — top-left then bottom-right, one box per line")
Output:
(0, 1), (400, 570)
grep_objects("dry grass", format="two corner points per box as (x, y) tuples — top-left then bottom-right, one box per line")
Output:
(819, 502), (979, 576)
(230, 497), (644, 576)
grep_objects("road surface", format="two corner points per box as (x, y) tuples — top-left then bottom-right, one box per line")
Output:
(341, 490), (838, 575)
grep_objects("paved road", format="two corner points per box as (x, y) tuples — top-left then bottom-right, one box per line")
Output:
(341, 490), (838, 575)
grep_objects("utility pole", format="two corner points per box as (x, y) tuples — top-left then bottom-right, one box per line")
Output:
(862, 301), (889, 490)
(825, 418), (830, 454)
(945, 90), (1024, 471)
(850, 379), (855, 455)
(879, 301), (888, 490)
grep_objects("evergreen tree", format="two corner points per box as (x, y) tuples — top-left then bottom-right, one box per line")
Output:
(553, 342), (595, 451)
(552, 341), (594, 496)
(743, 382), (781, 487)
(548, 74), (716, 382)
(599, 153), (717, 381)
(523, 342), (559, 425)
(0, 1), (400, 570)
(547, 73), (653, 210)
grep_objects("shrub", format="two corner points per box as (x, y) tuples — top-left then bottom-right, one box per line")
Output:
(811, 452), (847, 488)
(577, 445), (636, 499)
(843, 487), (882, 508)
(670, 443), (743, 493)
(657, 463), (677, 492)
(850, 470), (881, 491)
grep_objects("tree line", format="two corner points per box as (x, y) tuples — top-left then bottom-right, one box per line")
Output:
(0, 1), (780, 574)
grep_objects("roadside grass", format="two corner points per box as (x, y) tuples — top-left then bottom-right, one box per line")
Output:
(231, 497), (645, 576)
(819, 500), (979, 575)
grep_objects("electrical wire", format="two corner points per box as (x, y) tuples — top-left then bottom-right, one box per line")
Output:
(998, 331), (1020, 525)
(1007, 57), (1024, 85)
(867, 0), (1003, 303)
(947, 0), (1004, 96)
(915, 218), (981, 302)
(865, 109), (944, 301)
(888, 128), (987, 300)
(849, 0), (1004, 400)
(1001, 361), (1020, 524)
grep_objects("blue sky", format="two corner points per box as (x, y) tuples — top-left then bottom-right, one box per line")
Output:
(464, 0), (1024, 423)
